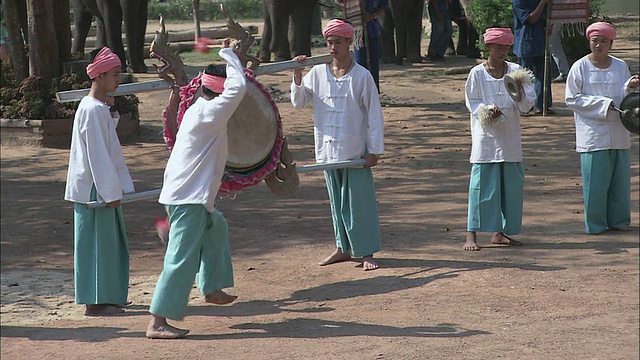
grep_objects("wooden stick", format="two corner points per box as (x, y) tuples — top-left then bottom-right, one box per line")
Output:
(56, 53), (336, 103)
(84, 159), (366, 208)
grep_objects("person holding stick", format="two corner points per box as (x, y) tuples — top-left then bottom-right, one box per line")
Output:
(565, 21), (639, 234)
(291, 19), (385, 270)
(64, 46), (135, 316)
(146, 39), (246, 339)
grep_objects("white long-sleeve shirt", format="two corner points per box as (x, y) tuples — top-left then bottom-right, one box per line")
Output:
(159, 48), (247, 212)
(65, 96), (134, 204)
(565, 55), (632, 152)
(465, 62), (536, 163)
(290, 62), (384, 163)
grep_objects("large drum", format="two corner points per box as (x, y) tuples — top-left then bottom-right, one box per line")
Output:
(165, 70), (284, 196)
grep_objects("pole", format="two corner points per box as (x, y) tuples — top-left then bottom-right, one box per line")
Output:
(542, 4), (551, 117)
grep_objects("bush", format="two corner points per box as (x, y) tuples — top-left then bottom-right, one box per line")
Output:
(0, 59), (139, 120)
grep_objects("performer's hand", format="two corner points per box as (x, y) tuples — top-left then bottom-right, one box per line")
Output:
(362, 154), (380, 168)
(293, 55), (306, 85)
(491, 106), (503, 119)
(106, 200), (121, 208)
(629, 74), (640, 89)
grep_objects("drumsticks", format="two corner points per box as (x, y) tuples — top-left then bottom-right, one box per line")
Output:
(194, 37), (225, 52)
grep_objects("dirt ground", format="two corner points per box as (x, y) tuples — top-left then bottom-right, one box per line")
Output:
(1, 18), (639, 360)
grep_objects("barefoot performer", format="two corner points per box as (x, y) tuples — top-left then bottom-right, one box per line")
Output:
(146, 39), (246, 339)
(291, 19), (385, 270)
(64, 46), (135, 316)
(565, 21), (639, 234)
(463, 28), (535, 251)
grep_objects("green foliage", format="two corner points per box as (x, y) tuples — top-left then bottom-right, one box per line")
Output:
(467, 0), (606, 64)
(0, 61), (139, 120)
(148, 0), (263, 22)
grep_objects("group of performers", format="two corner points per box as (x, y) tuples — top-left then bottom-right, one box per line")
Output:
(64, 18), (637, 338)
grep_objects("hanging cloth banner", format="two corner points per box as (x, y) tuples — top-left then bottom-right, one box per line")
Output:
(549, 0), (589, 25)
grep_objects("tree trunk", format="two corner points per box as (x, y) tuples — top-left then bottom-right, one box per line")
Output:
(53, 0), (71, 73)
(26, 0), (59, 84)
(2, 0), (29, 82)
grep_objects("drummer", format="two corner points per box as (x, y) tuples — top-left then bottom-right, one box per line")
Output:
(463, 27), (535, 251)
(290, 18), (385, 270)
(146, 38), (246, 339)
(565, 21), (639, 234)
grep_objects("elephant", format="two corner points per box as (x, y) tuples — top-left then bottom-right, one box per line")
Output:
(387, 0), (424, 65)
(71, 0), (148, 73)
(448, 0), (481, 58)
(379, 0), (424, 65)
(259, 0), (319, 63)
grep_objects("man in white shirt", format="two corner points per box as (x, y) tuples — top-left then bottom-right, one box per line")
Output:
(291, 19), (385, 270)
(565, 21), (638, 234)
(146, 40), (247, 339)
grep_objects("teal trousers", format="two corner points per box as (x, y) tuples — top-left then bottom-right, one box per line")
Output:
(324, 167), (382, 257)
(74, 187), (129, 305)
(149, 205), (234, 320)
(580, 149), (631, 234)
(467, 162), (524, 235)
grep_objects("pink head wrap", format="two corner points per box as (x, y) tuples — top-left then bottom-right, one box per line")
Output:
(86, 47), (121, 79)
(201, 73), (225, 93)
(483, 28), (515, 46)
(586, 22), (616, 40)
(322, 19), (354, 39)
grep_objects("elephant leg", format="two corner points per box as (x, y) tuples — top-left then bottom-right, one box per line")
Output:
(456, 18), (469, 56)
(71, 0), (93, 55)
(97, 0), (127, 71)
(121, 0), (148, 73)
(95, 18), (108, 49)
(379, 8), (396, 64)
(270, 0), (292, 61)
(466, 22), (481, 59)
(289, 0), (317, 57)
(405, 0), (424, 63)
(389, 2), (407, 65)
(259, 0), (273, 62)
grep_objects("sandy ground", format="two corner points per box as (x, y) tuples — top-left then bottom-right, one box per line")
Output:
(1, 18), (639, 360)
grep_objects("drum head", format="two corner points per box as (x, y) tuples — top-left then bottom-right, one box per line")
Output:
(226, 79), (279, 170)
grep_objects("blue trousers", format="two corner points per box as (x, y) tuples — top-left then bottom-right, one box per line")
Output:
(580, 149), (631, 234)
(467, 162), (524, 235)
(74, 187), (129, 305)
(354, 36), (381, 92)
(324, 167), (382, 257)
(427, 8), (453, 58)
(149, 205), (234, 320)
(519, 55), (552, 111)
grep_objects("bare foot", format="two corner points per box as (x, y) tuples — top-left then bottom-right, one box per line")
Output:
(146, 321), (189, 339)
(84, 304), (124, 316)
(204, 289), (237, 305)
(463, 232), (480, 251)
(610, 227), (631, 231)
(319, 248), (352, 266)
(491, 232), (522, 246)
(362, 255), (379, 271)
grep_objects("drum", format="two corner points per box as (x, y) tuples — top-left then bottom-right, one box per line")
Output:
(165, 70), (284, 196)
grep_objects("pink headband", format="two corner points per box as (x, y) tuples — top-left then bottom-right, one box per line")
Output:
(86, 47), (121, 79)
(322, 19), (354, 39)
(586, 22), (616, 40)
(483, 28), (514, 45)
(201, 73), (225, 93)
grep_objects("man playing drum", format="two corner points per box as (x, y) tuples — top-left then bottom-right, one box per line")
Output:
(146, 39), (246, 339)
(291, 18), (385, 271)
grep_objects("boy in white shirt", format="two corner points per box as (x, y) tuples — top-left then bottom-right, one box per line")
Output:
(565, 21), (639, 234)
